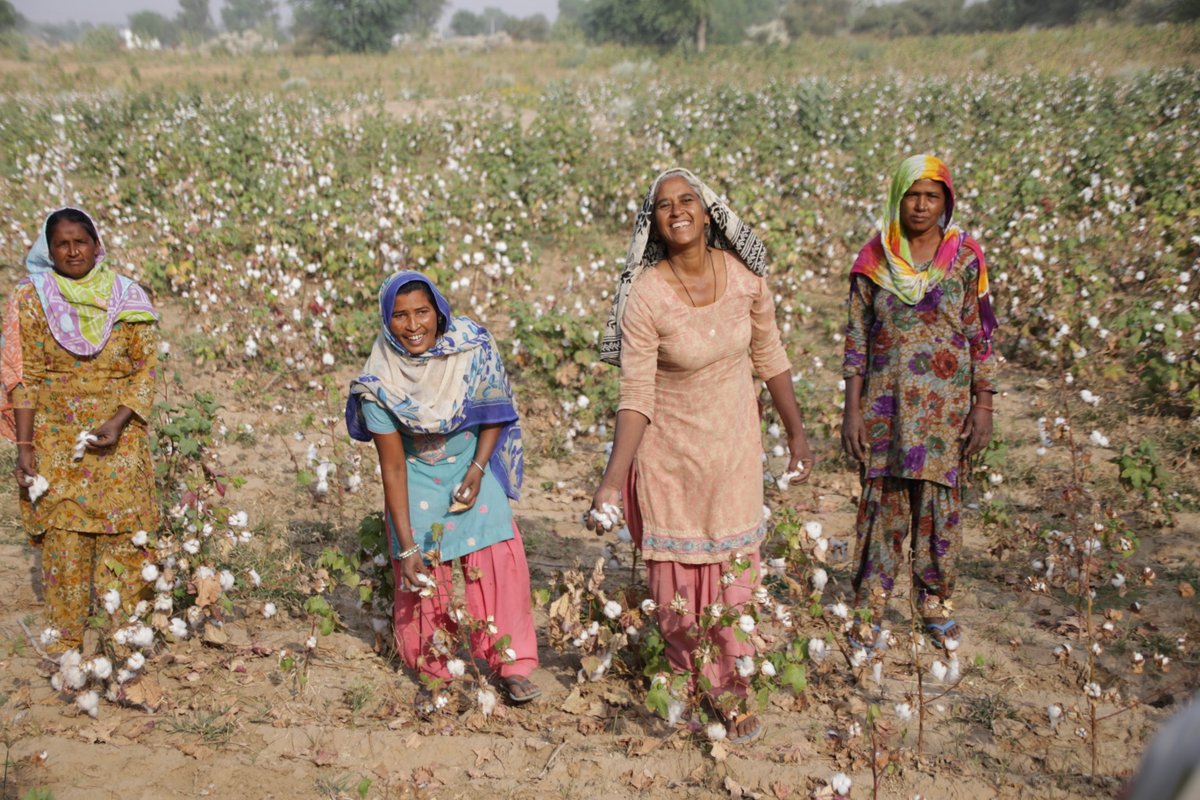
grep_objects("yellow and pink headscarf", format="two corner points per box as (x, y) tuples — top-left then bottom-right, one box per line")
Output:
(851, 154), (996, 340)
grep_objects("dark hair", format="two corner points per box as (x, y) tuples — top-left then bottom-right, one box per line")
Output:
(45, 208), (100, 246)
(395, 280), (447, 336)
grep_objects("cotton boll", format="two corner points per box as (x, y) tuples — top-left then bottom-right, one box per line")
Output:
(63, 665), (87, 690)
(947, 655), (961, 682)
(803, 521), (823, 541)
(808, 638), (828, 662)
(76, 690), (100, 718)
(131, 530), (149, 547)
(28, 474), (49, 504)
(169, 618), (189, 639)
(40, 627), (61, 646)
(503, 647), (517, 663)
(218, 570), (235, 592)
(182, 539), (200, 555)
(116, 669), (135, 684)
(760, 660), (777, 677)
(102, 589), (121, 615)
(477, 687), (498, 717)
(811, 568), (828, 592)
(895, 702), (914, 722)
(88, 657), (113, 681)
(706, 723), (727, 741)
(930, 660), (948, 682)
(126, 651), (146, 671)
(831, 773), (852, 795)
(130, 625), (155, 649)
(247, 568), (262, 587)
(735, 655), (756, 678)
(141, 563), (159, 582)
(603, 600), (623, 620)
(640, 599), (657, 614)
(667, 698), (686, 725)
(305, 636), (317, 651)
(447, 658), (466, 677)
(737, 614), (756, 633)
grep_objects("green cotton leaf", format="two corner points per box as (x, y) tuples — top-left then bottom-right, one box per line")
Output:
(179, 437), (200, 457)
(305, 595), (332, 616)
(358, 585), (373, 604)
(344, 573), (361, 589)
(319, 616), (335, 636)
(779, 663), (807, 694)
(645, 684), (670, 719)
(494, 634), (512, 652)
(531, 587), (551, 607)
(357, 778), (372, 800)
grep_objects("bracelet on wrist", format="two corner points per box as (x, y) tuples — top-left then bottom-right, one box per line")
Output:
(973, 403), (994, 411)
(398, 543), (421, 561)
(469, 459), (486, 474)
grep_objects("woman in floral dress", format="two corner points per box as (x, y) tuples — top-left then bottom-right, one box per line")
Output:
(841, 154), (998, 649)
(3, 208), (160, 649)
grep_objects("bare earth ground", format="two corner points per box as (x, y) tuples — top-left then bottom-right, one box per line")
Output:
(0, 284), (1196, 800)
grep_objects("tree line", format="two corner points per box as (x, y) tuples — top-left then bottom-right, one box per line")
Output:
(1, 0), (1195, 54)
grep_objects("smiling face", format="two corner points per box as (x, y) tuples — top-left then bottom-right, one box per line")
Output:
(899, 178), (947, 240)
(48, 220), (100, 280)
(653, 175), (710, 253)
(389, 286), (439, 355)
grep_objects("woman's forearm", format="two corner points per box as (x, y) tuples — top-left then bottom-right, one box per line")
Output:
(599, 409), (650, 491)
(765, 369), (805, 437)
(372, 432), (415, 549)
(843, 375), (864, 415)
(470, 423), (503, 471)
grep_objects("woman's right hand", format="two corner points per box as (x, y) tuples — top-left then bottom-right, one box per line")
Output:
(841, 409), (869, 463)
(397, 548), (432, 592)
(585, 485), (623, 535)
(14, 446), (37, 490)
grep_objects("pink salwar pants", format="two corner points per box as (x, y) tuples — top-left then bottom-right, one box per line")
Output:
(647, 549), (761, 700)
(392, 522), (538, 681)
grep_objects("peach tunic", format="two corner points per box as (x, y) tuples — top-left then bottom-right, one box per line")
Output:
(619, 252), (791, 565)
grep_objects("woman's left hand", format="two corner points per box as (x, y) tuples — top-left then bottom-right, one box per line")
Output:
(786, 430), (816, 484)
(451, 468), (483, 511)
(960, 404), (993, 458)
(88, 416), (127, 449)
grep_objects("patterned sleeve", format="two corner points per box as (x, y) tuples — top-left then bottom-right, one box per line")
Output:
(749, 274), (792, 381)
(960, 257), (998, 394)
(117, 322), (159, 423)
(14, 286), (44, 410)
(617, 281), (659, 422)
(842, 277), (874, 378)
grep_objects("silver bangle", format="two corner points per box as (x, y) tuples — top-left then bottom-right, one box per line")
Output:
(398, 544), (421, 561)
(470, 459), (486, 474)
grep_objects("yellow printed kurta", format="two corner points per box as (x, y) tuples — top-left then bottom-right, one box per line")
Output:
(13, 282), (160, 537)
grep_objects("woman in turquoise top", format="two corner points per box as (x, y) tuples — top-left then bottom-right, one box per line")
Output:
(346, 271), (540, 706)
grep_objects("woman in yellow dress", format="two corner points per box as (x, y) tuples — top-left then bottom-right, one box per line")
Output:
(2, 207), (160, 649)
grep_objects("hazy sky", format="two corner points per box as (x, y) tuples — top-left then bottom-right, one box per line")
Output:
(11, 0), (559, 27)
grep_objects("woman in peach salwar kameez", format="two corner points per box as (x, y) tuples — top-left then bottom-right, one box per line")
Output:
(589, 168), (814, 744)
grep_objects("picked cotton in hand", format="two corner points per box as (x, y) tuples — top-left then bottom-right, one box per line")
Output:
(72, 430), (99, 461)
(775, 467), (803, 491)
(28, 474), (49, 504)
(588, 503), (622, 531)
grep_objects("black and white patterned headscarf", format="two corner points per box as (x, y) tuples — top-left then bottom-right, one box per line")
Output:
(600, 167), (769, 366)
